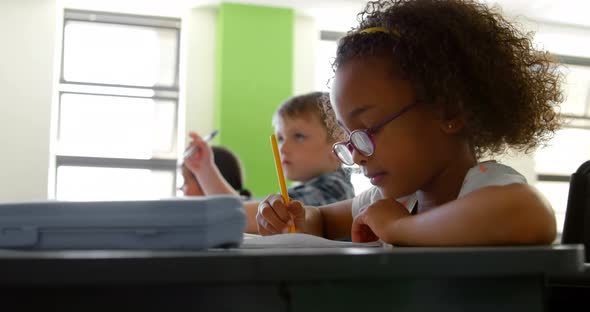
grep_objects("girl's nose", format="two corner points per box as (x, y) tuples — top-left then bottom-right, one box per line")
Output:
(351, 146), (368, 166)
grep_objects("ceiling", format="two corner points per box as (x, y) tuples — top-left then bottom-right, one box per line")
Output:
(489, 0), (590, 28)
(62, 0), (590, 29)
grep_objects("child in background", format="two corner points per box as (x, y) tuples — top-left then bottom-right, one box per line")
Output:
(185, 92), (356, 233)
(256, 0), (562, 245)
(180, 146), (251, 199)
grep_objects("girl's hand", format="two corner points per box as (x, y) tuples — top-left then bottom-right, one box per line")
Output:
(184, 131), (214, 173)
(256, 194), (306, 235)
(351, 198), (410, 243)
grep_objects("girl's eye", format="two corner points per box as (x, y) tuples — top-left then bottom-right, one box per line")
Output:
(276, 135), (284, 143)
(295, 133), (306, 141)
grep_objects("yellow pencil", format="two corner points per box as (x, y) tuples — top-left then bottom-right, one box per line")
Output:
(270, 134), (296, 233)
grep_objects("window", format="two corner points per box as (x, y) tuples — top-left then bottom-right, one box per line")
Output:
(55, 10), (181, 201)
(534, 56), (590, 233)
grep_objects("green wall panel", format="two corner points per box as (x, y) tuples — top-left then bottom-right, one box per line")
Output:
(216, 3), (294, 197)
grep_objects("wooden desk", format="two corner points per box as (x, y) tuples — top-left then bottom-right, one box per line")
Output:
(0, 245), (583, 312)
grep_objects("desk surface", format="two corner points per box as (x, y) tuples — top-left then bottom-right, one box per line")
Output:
(0, 244), (583, 285)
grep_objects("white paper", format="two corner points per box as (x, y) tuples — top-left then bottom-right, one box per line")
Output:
(241, 233), (383, 249)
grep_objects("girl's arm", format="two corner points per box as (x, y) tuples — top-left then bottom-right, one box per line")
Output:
(316, 199), (354, 240)
(367, 183), (556, 246)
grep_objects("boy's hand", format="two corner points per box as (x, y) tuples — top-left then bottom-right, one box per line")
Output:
(351, 198), (410, 243)
(257, 194), (305, 235)
(184, 131), (214, 174)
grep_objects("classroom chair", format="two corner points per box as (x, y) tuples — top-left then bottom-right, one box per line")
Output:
(561, 160), (590, 260)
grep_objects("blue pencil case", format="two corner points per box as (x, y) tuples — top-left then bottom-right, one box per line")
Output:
(0, 195), (246, 250)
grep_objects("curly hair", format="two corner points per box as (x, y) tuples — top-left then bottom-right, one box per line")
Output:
(273, 92), (345, 142)
(331, 0), (564, 157)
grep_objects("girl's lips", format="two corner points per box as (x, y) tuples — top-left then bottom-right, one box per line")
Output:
(367, 172), (387, 186)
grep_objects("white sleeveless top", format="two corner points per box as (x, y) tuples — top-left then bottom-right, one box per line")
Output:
(352, 162), (527, 218)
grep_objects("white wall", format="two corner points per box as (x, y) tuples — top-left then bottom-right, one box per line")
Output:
(293, 14), (318, 95)
(180, 8), (321, 148)
(0, 0), (58, 201)
(180, 7), (218, 149)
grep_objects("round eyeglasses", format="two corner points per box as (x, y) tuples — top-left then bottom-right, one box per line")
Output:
(332, 102), (419, 165)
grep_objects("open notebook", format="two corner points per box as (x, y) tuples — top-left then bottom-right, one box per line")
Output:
(241, 233), (384, 249)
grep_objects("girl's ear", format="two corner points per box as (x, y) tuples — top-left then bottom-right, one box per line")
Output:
(432, 97), (465, 134)
(440, 117), (465, 134)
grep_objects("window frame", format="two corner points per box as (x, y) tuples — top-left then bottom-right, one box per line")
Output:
(55, 10), (182, 199)
(538, 55), (590, 183)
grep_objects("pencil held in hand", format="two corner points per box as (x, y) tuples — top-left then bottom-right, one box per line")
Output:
(270, 134), (296, 233)
(183, 130), (219, 159)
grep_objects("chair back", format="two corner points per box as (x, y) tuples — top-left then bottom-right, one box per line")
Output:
(561, 160), (590, 260)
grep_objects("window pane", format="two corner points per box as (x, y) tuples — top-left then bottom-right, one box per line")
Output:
(535, 128), (590, 175)
(63, 21), (178, 87)
(535, 181), (570, 233)
(56, 166), (174, 201)
(561, 64), (590, 116)
(58, 93), (176, 158)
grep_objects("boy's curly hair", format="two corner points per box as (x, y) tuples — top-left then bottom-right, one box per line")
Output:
(332, 0), (564, 157)
(274, 92), (345, 142)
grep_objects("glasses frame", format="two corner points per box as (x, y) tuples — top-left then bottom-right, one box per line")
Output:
(332, 102), (419, 165)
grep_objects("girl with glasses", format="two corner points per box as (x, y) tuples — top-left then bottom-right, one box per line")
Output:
(256, 0), (563, 245)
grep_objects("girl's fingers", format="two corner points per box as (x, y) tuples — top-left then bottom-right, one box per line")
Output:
(351, 214), (379, 243)
(256, 212), (280, 235)
(268, 195), (293, 225)
(258, 200), (290, 234)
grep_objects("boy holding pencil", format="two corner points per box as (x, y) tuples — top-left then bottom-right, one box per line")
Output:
(185, 92), (355, 234)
